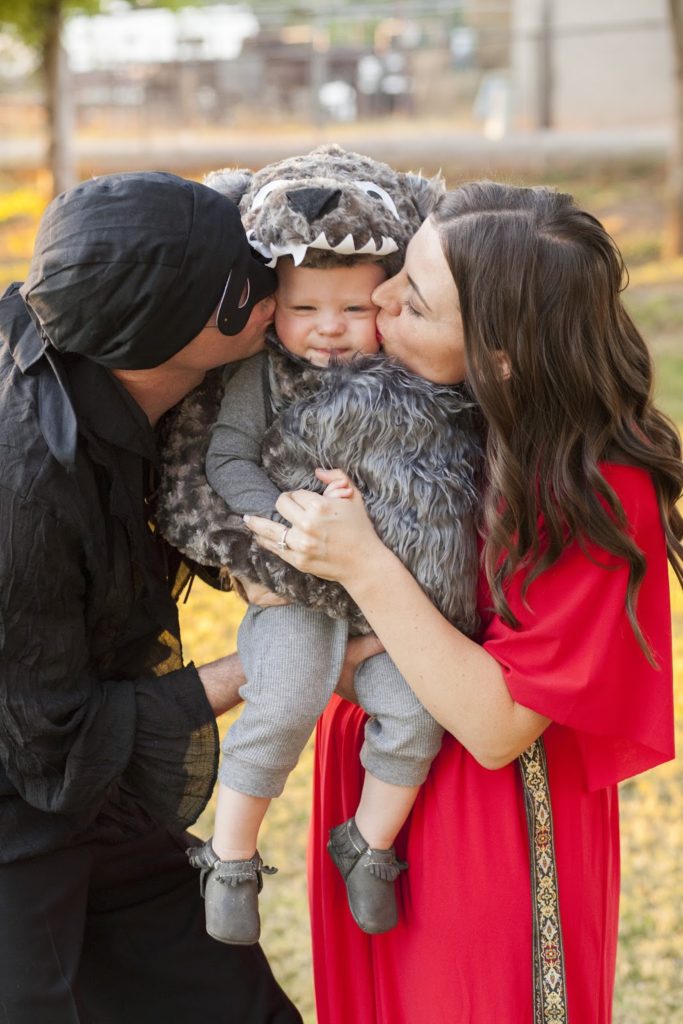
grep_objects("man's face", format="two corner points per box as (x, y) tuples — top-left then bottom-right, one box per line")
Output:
(170, 295), (276, 372)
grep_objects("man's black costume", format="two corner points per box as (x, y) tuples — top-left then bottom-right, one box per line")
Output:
(0, 173), (299, 1023)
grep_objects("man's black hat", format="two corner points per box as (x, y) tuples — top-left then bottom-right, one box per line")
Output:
(20, 171), (277, 369)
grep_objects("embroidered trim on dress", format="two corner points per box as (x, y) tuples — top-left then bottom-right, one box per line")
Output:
(518, 738), (569, 1024)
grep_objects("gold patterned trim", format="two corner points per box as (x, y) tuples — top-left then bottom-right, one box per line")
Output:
(518, 738), (569, 1024)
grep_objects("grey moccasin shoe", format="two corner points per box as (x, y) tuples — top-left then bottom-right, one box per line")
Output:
(327, 817), (407, 935)
(187, 839), (277, 945)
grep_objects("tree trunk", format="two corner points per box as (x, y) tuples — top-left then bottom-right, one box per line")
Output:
(666, 0), (683, 256)
(537, 0), (554, 131)
(42, 0), (77, 196)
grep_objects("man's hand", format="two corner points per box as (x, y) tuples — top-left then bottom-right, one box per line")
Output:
(197, 653), (246, 717)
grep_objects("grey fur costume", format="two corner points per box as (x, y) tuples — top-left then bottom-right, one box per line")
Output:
(156, 337), (484, 636)
(155, 145), (485, 635)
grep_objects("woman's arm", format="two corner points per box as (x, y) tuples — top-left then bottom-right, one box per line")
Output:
(245, 474), (549, 768)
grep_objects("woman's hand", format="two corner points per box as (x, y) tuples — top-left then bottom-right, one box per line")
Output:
(244, 468), (382, 586)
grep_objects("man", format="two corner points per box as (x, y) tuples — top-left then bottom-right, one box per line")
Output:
(0, 171), (301, 1023)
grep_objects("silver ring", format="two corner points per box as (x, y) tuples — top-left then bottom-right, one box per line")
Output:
(276, 526), (289, 551)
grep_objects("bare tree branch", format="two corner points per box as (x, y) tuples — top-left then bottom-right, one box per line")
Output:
(666, 0), (683, 255)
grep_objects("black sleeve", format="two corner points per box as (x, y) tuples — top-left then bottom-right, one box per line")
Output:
(0, 484), (218, 829)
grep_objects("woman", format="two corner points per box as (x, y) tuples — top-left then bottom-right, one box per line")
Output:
(245, 182), (683, 1023)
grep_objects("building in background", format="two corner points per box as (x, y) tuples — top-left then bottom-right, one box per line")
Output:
(0, 0), (677, 139)
(511, 0), (675, 130)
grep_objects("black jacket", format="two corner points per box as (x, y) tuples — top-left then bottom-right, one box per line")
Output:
(0, 290), (218, 863)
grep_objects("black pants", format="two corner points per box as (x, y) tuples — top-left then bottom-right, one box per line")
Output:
(0, 828), (303, 1024)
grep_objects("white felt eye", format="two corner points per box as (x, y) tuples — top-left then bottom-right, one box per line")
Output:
(250, 178), (291, 211)
(353, 180), (400, 221)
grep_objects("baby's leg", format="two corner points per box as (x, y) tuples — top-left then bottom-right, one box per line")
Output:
(213, 785), (271, 861)
(354, 776), (420, 852)
(327, 652), (443, 934)
(216, 603), (347, 856)
(354, 649), (444, 798)
(356, 650), (443, 847)
(193, 603), (347, 944)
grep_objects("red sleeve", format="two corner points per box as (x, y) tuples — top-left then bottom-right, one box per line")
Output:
(480, 464), (675, 790)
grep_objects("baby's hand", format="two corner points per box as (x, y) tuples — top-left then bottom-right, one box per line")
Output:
(319, 468), (354, 501)
(231, 573), (291, 607)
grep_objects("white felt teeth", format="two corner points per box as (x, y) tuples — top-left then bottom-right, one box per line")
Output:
(309, 231), (398, 257)
(289, 244), (309, 266)
(246, 229), (398, 264)
(269, 242), (292, 260)
(355, 236), (398, 256)
(246, 231), (275, 265)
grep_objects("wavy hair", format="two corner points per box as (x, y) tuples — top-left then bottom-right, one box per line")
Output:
(431, 182), (683, 661)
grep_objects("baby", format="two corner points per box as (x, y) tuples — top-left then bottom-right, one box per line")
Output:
(192, 255), (452, 945)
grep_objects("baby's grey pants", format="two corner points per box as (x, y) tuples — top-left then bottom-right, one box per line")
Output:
(219, 603), (444, 798)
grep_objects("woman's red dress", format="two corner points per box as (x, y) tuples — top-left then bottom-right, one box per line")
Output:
(309, 465), (675, 1024)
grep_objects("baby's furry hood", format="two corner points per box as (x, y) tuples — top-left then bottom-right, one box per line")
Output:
(205, 143), (444, 277)
(156, 347), (485, 635)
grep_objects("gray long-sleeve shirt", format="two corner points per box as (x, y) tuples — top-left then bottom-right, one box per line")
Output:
(206, 352), (282, 517)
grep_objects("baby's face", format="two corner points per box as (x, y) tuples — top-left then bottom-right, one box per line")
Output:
(274, 261), (386, 368)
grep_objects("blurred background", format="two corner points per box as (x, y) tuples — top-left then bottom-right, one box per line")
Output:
(0, 2), (681, 1022)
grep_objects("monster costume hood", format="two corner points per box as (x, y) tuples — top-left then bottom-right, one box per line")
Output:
(155, 145), (484, 634)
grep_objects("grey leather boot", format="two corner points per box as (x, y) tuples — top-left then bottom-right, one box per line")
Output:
(327, 817), (407, 935)
(187, 840), (277, 945)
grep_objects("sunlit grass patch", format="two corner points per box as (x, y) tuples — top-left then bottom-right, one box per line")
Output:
(181, 572), (683, 1024)
(628, 257), (683, 288)
(0, 178), (50, 293)
(179, 583), (316, 1022)
(0, 186), (47, 224)
(615, 573), (683, 1024)
(652, 357), (683, 424)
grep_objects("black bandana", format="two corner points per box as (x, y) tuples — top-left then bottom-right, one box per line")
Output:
(4, 171), (277, 471)
(20, 171), (255, 369)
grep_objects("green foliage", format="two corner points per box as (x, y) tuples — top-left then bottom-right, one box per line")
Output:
(0, 0), (100, 46)
(247, 0), (399, 9)
(245, 0), (407, 27)
(0, 0), (193, 49)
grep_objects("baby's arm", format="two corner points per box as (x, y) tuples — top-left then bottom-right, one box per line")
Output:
(207, 355), (290, 606)
(206, 353), (282, 518)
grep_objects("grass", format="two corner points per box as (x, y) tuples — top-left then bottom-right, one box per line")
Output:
(653, 355), (683, 425)
(615, 576), (683, 1024)
(180, 575), (683, 1024)
(1, 165), (682, 1023)
(178, 588), (317, 1022)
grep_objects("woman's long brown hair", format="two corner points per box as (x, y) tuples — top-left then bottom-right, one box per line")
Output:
(431, 183), (683, 661)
